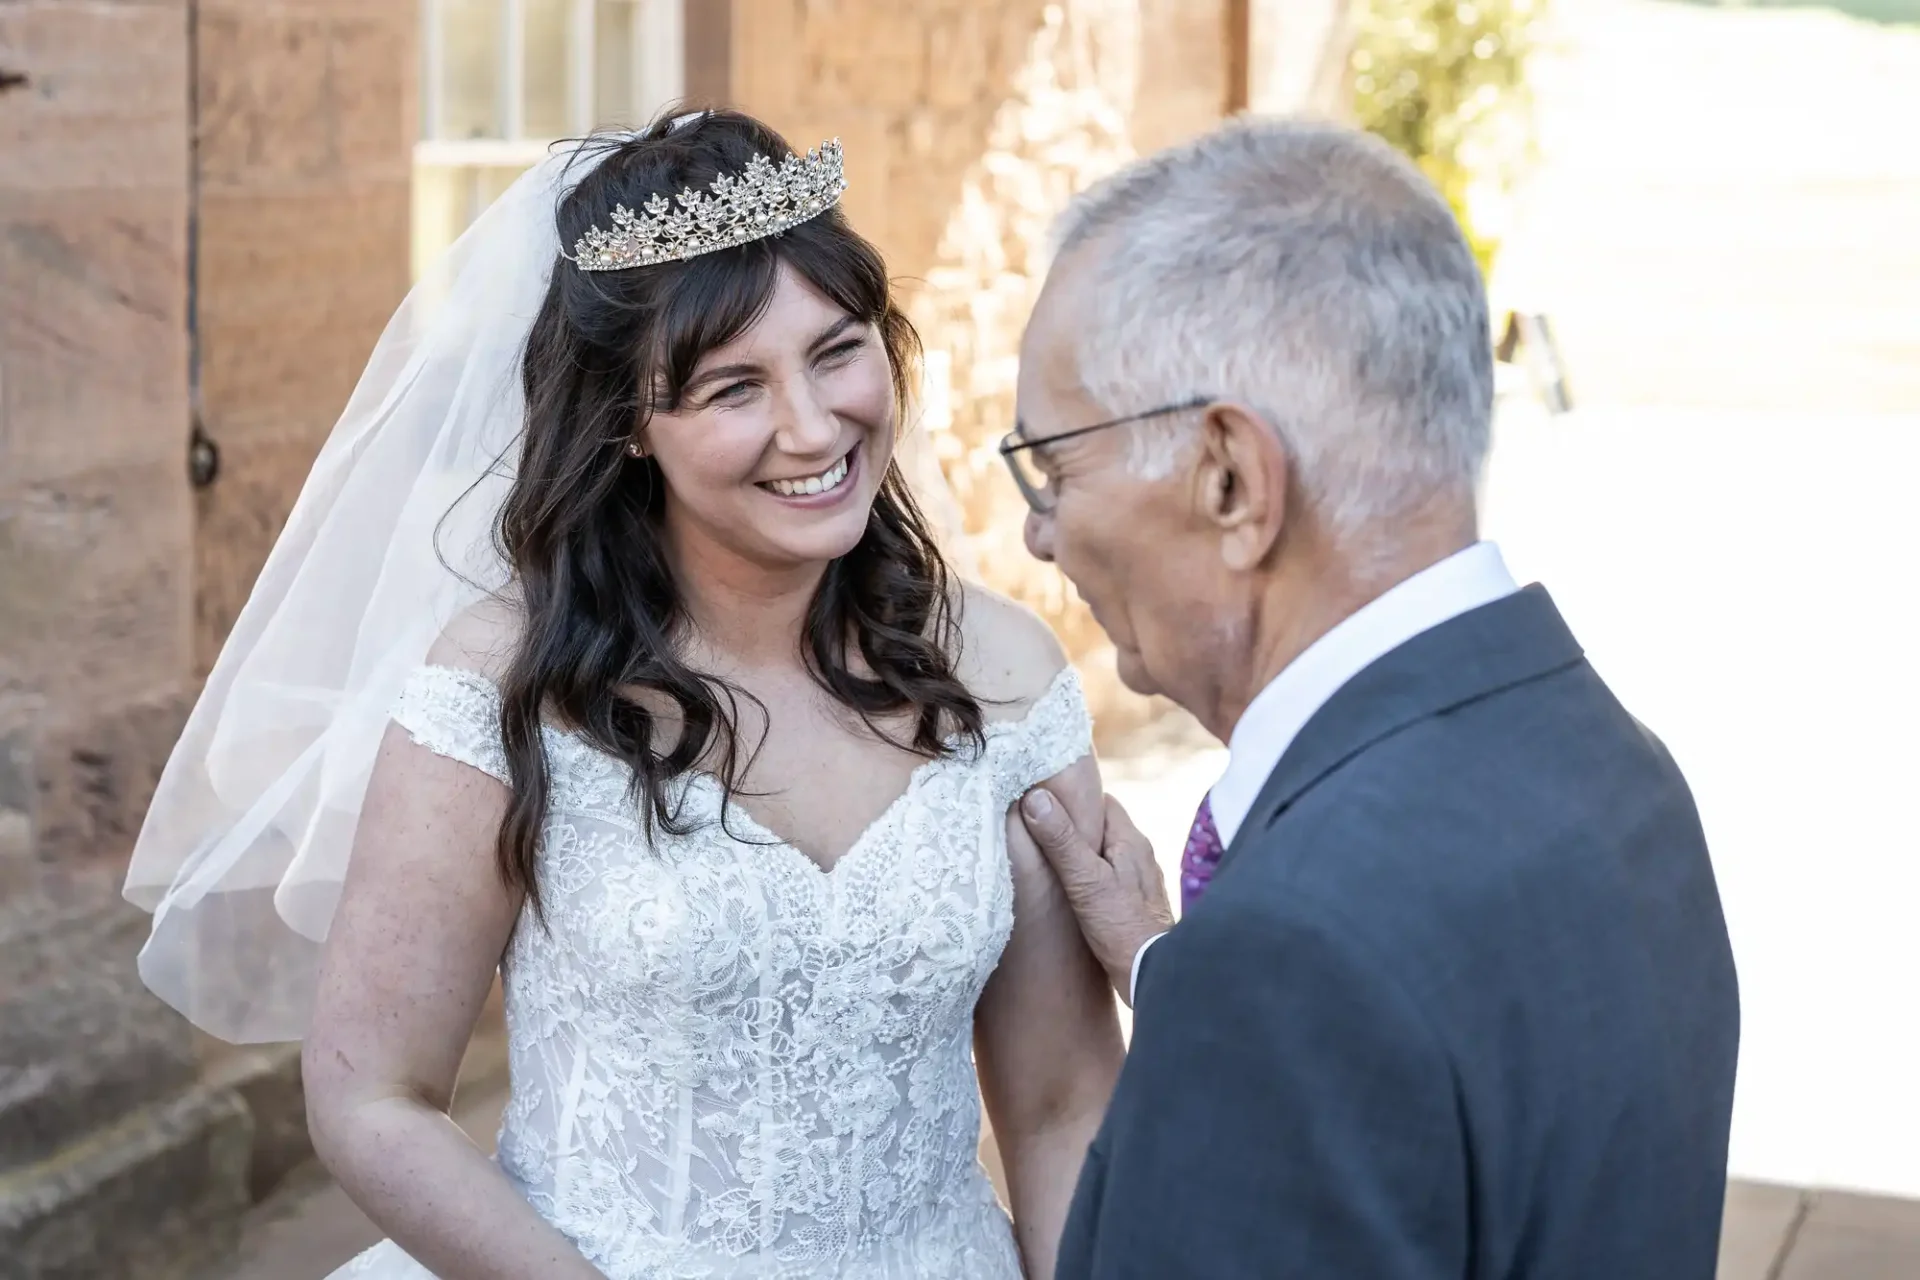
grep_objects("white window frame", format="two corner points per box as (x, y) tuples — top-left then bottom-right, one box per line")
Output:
(414, 0), (687, 171)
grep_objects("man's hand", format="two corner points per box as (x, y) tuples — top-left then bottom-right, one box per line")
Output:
(1019, 789), (1174, 1005)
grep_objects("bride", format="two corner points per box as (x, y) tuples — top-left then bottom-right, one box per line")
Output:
(123, 109), (1123, 1279)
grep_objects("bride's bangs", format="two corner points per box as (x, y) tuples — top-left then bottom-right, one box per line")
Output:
(640, 211), (908, 416)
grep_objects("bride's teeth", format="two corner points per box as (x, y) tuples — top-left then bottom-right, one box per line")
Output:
(771, 455), (849, 497)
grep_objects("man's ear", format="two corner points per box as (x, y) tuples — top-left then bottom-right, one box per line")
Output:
(1193, 402), (1288, 572)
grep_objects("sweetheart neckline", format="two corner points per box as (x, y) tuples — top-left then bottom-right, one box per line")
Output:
(413, 663), (1081, 879)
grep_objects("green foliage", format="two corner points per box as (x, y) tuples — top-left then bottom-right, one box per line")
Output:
(1350, 0), (1542, 274)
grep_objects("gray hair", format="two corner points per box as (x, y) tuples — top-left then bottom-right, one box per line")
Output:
(1049, 118), (1493, 543)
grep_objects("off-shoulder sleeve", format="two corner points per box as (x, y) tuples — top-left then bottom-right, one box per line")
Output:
(988, 665), (1094, 810)
(390, 665), (511, 783)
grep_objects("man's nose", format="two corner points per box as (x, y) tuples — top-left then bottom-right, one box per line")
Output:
(1023, 508), (1055, 563)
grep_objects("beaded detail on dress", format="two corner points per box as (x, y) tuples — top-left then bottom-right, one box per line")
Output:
(331, 663), (1092, 1280)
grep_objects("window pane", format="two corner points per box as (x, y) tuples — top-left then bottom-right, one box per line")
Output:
(411, 164), (468, 279)
(439, 0), (504, 140)
(411, 163), (540, 280)
(523, 0), (571, 139)
(595, 0), (636, 129)
(474, 165), (529, 213)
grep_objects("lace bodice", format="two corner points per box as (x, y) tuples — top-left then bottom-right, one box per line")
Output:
(344, 663), (1091, 1280)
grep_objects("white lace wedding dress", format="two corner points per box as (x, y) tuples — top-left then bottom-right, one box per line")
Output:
(332, 662), (1092, 1280)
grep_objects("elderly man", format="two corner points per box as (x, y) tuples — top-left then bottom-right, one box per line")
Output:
(1007, 119), (1740, 1278)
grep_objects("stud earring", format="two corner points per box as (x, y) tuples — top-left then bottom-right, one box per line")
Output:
(626, 440), (644, 458)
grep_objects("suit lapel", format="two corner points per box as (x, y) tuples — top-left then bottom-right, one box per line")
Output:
(1219, 585), (1586, 869)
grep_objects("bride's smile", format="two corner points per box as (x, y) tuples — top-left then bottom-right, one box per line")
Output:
(641, 263), (895, 571)
(758, 440), (857, 503)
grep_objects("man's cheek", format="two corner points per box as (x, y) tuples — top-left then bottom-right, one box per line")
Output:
(1048, 528), (1098, 598)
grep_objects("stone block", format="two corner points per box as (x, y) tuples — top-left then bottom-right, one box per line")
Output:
(0, 697), (35, 814)
(0, 896), (199, 1173)
(191, 430), (333, 676)
(0, 191), (188, 484)
(882, 115), (993, 277)
(28, 686), (196, 883)
(0, 3), (190, 194)
(194, 0), (411, 188)
(0, 696), (41, 896)
(0, 1080), (253, 1280)
(802, 7), (927, 111)
(684, 0), (733, 104)
(213, 1034), (510, 1280)
(195, 180), (411, 443)
(212, 1167), (383, 1280)
(730, 0), (801, 123)
(194, 7), (335, 185)
(201, 0), (392, 11)
(0, 466), (195, 713)
(925, 5), (1014, 112)
(1133, 0), (1232, 155)
(328, 13), (415, 181)
(203, 1043), (310, 1204)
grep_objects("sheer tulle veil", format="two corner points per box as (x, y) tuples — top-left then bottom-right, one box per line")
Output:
(122, 144), (606, 1043)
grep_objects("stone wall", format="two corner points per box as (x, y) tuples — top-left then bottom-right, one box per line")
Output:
(0, 7), (250, 1276)
(0, 3), (415, 1275)
(727, 0), (1237, 742)
(192, 0), (415, 674)
(185, 0), (422, 1222)
(0, 0), (199, 893)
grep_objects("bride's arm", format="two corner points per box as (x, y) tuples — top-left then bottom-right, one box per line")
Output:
(975, 749), (1127, 1280)
(302, 723), (605, 1280)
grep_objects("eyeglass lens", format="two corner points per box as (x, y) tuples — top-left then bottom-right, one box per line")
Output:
(1002, 440), (1054, 512)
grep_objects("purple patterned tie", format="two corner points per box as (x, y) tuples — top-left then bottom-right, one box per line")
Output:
(1180, 795), (1226, 913)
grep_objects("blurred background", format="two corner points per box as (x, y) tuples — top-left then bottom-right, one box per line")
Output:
(2, 0), (1916, 1276)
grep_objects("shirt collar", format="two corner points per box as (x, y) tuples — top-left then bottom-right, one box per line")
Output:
(1208, 541), (1520, 847)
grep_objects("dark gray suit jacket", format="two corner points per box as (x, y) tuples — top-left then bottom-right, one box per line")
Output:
(1056, 586), (1740, 1279)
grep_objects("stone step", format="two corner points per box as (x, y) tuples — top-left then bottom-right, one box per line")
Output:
(0, 898), (200, 1173)
(214, 1069), (510, 1280)
(0, 889), (258, 1280)
(0, 1081), (253, 1280)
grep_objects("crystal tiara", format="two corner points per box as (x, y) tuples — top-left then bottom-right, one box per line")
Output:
(564, 138), (847, 272)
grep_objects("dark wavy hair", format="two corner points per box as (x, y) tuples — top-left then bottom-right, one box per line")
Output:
(489, 109), (983, 915)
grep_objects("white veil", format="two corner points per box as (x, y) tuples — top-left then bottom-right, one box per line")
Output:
(124, 146), (598, 1043)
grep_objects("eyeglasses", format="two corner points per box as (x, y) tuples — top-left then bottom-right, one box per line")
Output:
(997, 396), (1213, 515)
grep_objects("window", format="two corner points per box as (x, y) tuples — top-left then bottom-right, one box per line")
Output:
(413, 0), (686, 275)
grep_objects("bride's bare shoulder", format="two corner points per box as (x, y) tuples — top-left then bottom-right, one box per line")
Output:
(948, 580), (1070, 722)
(423, 593), (524, 681)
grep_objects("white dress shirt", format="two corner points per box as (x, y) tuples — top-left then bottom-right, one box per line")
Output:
(1128, 541), (1520, 1005)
